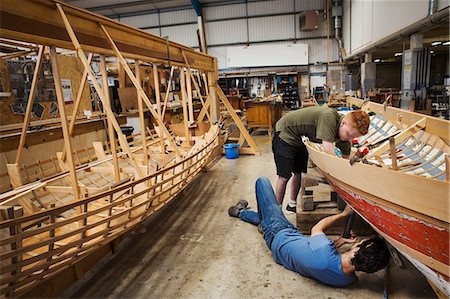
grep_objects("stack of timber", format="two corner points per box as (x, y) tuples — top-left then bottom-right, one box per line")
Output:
(0, 0), (259, 297)
(303, 97), (450, 298)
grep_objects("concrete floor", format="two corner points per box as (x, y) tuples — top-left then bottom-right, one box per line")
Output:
(62, 133), (437, 299)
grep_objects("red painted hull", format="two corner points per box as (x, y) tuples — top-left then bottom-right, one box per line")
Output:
(326, 176), (450, 295)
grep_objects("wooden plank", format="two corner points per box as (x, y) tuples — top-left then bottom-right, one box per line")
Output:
(152, 64), (163, 121)
(0, 0), (215, 71)
(15, 45), (45, 164)
(185, 68), (194, 124)
(389, 137), (398, 170)
(135, 60), (149, 166)
(216, 86), (259, 154)
(161, 66), (175, 120)
(152, 63), (166, 153)
(446, 155), (450, 183)
(49, 46), (80, 199)
(100, 55), (120, 181)
(179, 68), (191, 146)
(6, 164), (23, 189)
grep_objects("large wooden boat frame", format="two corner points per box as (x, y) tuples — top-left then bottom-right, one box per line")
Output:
(304, 97), (450, 298)
(0, 0), (259, 297)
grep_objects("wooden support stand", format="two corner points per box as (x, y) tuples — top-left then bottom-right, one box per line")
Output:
(296, 173), (374, 235)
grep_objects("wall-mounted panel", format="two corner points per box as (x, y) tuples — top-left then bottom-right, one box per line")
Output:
(247, 0), (293, 16)
(160, 9), (196, 26)
(227, 43), (308, 67)
(350, 0), (365, 53)
(349, 0), (430, 55)
(204, 3), (247, 20)
(119, 14), (159, 28)
(295, 0), (324, 11)
(371, 1), (427, 43)
(342, 0), (351, 53)
(249, 15), (295, 42)
(161, 24), (198, 47)
(295, 13), (327, 39)
(206, 19), (248, 45)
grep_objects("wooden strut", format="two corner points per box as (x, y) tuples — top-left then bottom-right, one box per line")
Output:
(389, 137), (398, 170)
(49, 46), (80, 199)
(100, 55), (120, 181)
(99, 23), (181, 157)
(61, 53), (94, 161)
(186, 69), (194, 124)
(180, 50), (212, 123)
(216, 86), (259, 154)
(179, 68), (191, 145)
(161, 66), (175, 120)
(55, 3), (145, 179)
(14, 45), (45, 165)
(135, 60), (149, 167)
(152, 63), (166, 153)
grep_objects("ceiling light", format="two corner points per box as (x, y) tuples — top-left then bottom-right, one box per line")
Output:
(430, 50), (435, 54)
(431, 41), (442, 46)
(443, 41), (450, 46)
(394, 52), (402, 57)
(374, 59), (381, 63)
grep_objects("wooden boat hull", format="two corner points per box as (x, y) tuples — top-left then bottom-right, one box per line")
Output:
(323, 173), (449, 297)
(304, 100), (450, 297)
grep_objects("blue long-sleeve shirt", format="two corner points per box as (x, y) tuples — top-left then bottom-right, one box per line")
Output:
(271, 228), (356, 287)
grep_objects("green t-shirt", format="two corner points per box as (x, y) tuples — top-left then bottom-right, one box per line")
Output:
(275, 106), (351, 155)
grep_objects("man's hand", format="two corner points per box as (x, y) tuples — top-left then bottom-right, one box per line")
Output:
(322, 141), (336, 156)
(334, 231), (357, 248)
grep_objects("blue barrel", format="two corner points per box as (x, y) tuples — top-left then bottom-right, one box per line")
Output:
(224, 143), (239, 159)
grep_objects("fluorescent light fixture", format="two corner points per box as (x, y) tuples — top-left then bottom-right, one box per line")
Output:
(431, 41), (442, 46)
(443, 41), (450, 46)
(394, 52), (402, 57)
(374, 59), (381, 63)
(430, 50), (435, 54)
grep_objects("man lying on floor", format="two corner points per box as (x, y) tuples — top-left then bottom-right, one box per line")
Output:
(228, 176), (389, 287)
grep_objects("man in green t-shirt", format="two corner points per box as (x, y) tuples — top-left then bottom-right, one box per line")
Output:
(272, 106), (370, 212)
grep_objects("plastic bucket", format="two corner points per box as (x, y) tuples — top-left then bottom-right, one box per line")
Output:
(224, 143), (239, 159)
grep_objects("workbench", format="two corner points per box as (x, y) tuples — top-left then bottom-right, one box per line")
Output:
(244, 98), (282, 137)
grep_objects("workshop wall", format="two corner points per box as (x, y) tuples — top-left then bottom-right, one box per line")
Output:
(0, 54), (91, 126)
(112, 0), (336, 69)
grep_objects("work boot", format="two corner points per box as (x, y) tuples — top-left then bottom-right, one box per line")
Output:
(286, 204), (296, 213)
(228, 200), (249, 218)
(235, 199), (248, 210)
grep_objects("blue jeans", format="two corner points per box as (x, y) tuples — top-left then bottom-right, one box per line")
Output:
(239, 177), (296, 249)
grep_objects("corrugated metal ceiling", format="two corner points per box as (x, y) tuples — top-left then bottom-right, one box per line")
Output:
(64, 0), (257, 17)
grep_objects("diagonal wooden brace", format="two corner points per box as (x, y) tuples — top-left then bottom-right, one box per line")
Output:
(99, 23), (181, 157)
(56, 3), (144, 178)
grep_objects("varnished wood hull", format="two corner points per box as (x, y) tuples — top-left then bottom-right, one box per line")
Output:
(325, 174), (449, 297)
(305, 98), (450, 296)
(0, 127), (219, 297)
